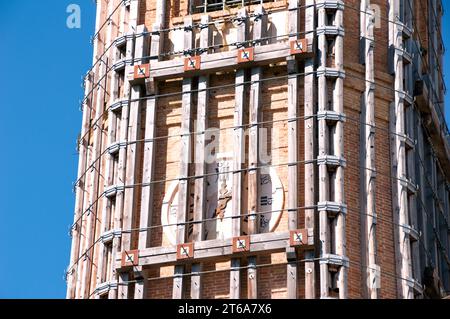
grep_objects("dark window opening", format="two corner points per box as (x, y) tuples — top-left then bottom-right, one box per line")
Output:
(190, 0), (275, 14)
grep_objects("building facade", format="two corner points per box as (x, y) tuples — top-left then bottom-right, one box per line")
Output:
(66, 0), (450, 299)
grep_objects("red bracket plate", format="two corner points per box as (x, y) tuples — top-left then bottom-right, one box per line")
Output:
(290, 39), (308, 55)
(176, 243), (194, 260)
(121, 250), (139, 268)
(232, 236), (251, 253)
(289, 229), (308, 247)
(133, 64), (150, 79)
(237, 47), (254, 64)
(184, 56), (201, 71)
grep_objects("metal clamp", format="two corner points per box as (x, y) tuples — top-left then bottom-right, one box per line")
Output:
(395, 47), (413, 64)
(317, 201), (347, 215)
(319, 254), (349, 268)
(316, 0), (345, 10)
(106, 141), (124, 156)
(110, 99), (129, 112)
(316, 67), (346, 79)
(100, 229), (123, 245)
(406, 277), (423, 294)
(104, 185), (125, 199)
(399, 176), (418, 195)
(317, 155), (347, 168)
(400, 224), (421, 242)
(95, 281), (119, 297)
(316, 26), (345, 37)
(398, 90), (413, 106)
(317, 110), (347, 123)
(397, 22), (413, 39)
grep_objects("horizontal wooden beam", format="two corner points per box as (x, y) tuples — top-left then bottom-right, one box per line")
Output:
(115, 230), (314, 270)
(149, 42), (312, 80)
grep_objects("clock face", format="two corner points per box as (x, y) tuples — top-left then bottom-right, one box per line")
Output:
(161, 153), (284, 245)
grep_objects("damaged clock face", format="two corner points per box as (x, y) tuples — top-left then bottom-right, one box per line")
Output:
(161, 153), (284, 245)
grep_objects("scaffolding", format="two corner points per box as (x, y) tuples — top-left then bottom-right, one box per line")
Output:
(66, 0), (450, 299)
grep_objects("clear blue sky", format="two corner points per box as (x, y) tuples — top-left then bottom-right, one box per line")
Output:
(0, 1), (95, 298)
(0, 1), (449, 299)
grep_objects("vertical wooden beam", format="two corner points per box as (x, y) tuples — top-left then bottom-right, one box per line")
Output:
(96, 5), (122, 294)
(119, 24), (148, 299)
(155, 0), (167, 28)
(230, 8), (248, 300)
(68, 73), (94, 299)
(389, 0), (414, 299)
(80, 0), (116, 298)
(404, 1), (421, 288)
(389, 101), (402, 297)
(173, 16), (194, 299)
(406, 111), (421, 279)
(389, 0), (401, 299)
(247, 29), (261, 238)
(246, 5), (266, 300)
(247, 256), (258, 299)
(122, 23), (146, 260)
(109, 4), (136, 300)
(304, 0), (316, 300)
(317, 5), (330, 299)
(333, 5), (347, 300)
(115, 0), (142, 298)
(430, 156), (439, 275)
(361, 1), (379, 299)
(134, 18), (164, 302)
(286, 0), (299, 299)
(190, 14), (211, 300)
(133, 96), (156, 300)
(417, 123), (429, 272)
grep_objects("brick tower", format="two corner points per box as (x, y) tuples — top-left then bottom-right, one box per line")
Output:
(67, 0), (450, 299)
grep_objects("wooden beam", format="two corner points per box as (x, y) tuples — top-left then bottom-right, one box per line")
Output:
(247, 256), (258, 299)
(333, 5), (347, 300)
(389, 0), (414, 299)
(247, 5), (266, 300)
(155, 0), (166, 28)
(190, 14), (211, 300)
(317, 5), (331, 299)
(117, 23), (148, 299)
(116, 231), (310, 269)
(79, 0), (117, 298)
(389, 101), (402, 298)
(95, 21), (122, 296)
(417, 123), (430, 274)
(230, 7), (248, 300)
(190, 263), (202, 300)
(287, 0), (299, 300)
(109, 0), (140, 300)
(122, 24), (147, 253)
(68, 75), (94, 299)
(148, 42), (310, 80)
(404, 5), (421, 288)
(108, 36), (134, 301)
(248, 4), (266, 240)
(304, 0), (316, 300)
(133, 17), (164, 302)
(73, 0), (105, 300)
(173, 16), (194, 300)
(134, 85), (157, 299)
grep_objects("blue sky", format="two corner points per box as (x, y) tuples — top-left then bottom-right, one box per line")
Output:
(0, 1), (448, 299)
(0, 1), (94, 298)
